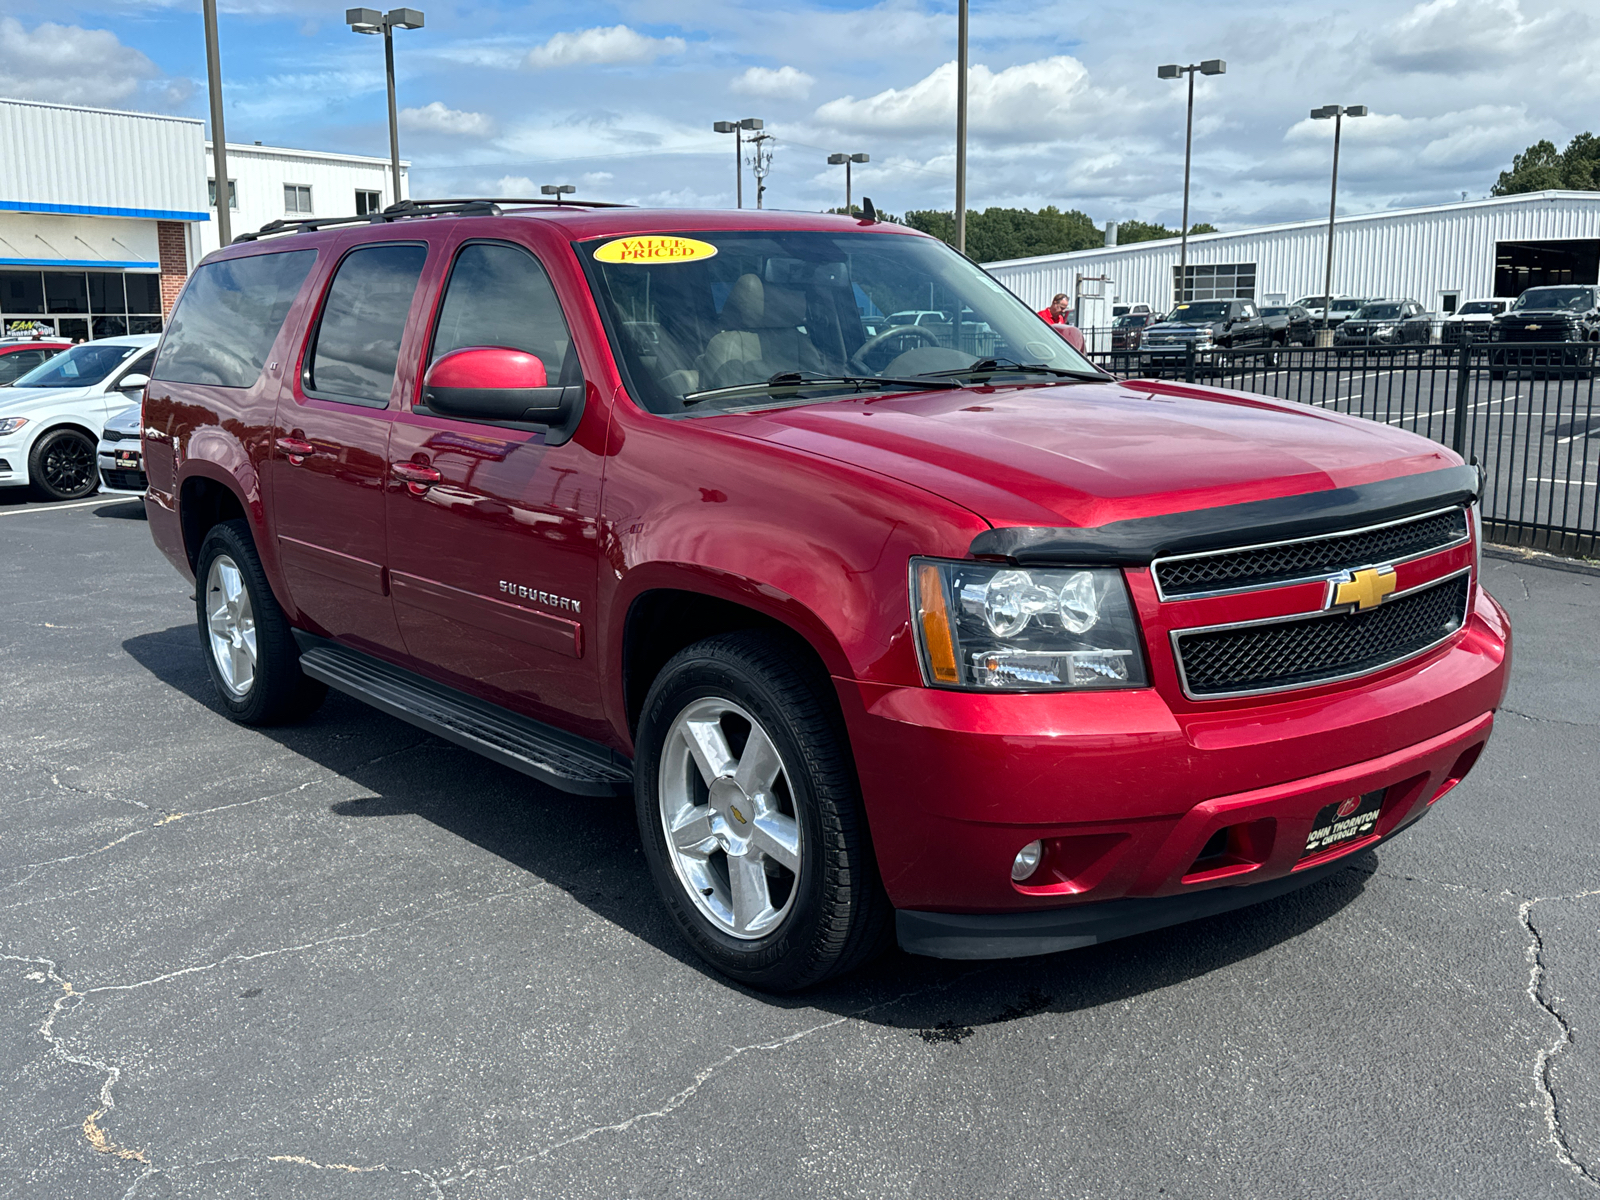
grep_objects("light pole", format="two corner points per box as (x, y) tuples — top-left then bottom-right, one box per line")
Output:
(1311, 104), (1368, 336)
(713, 118), (763, 208)
(202, 0), (231, 246)
(1157, 58), (1225, 306)
(541, 184), (576, 200)
(346, 7), (425, 205)
(827, 153), (869, 213)
(954, 0), (968, 254)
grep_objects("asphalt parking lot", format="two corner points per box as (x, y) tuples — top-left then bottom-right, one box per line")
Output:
(2, 492), (1597, 1199)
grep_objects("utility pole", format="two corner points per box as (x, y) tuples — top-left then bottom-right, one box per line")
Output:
(1157, 59), (1226, 305)
(202, 0), (230, 246)
(748, 131), (774, 210)
(954, 0), (968, 254)
(714, 118), (763, 208)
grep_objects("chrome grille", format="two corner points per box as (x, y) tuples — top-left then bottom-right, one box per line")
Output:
(1172, 572), (1471, 699)
(1154, 507), (1468, 599)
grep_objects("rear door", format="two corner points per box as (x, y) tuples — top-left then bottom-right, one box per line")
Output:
(269, 240), (430, 654)
(384, 234), (610, 741)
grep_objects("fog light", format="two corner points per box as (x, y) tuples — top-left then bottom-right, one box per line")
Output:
(1011, 840), (1043, 882)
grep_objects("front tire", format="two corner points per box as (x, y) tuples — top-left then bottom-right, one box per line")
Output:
(634, 631), (891, 991)
(29, 428), (98, 501)
(195, 519), (326, 725)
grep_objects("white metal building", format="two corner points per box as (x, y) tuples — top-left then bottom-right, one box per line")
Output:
(0, 96), (409, 341)
(986, 191), (1600, 319)
(198, 141), (408, 256)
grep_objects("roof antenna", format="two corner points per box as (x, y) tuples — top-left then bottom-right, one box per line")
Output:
(860, 196), (877, 222)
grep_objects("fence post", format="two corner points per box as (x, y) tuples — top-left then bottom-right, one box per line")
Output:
(1185, 339), (1196, 383)
(1450, 337), (1471, 455)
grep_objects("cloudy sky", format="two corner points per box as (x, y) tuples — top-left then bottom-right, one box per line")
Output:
(1, 0), (1595, 231)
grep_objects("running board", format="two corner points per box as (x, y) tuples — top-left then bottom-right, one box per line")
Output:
(294, 636), (633, 797)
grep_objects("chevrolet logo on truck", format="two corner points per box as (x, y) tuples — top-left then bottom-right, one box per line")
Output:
(1330, 566), (1398, 611)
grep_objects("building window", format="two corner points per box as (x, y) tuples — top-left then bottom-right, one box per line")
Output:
(355, 189), (383, 216)
(1172, 262), (1257, 305)
(208, 179), (238, 210)
(284, 185), (313, 215)
(1, 269), (163, 341)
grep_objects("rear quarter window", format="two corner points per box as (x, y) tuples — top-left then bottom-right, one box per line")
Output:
(152, 249), (317, 388)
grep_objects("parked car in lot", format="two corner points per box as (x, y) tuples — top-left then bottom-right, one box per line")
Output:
(1112, 303), (1153, 318)
(1111, 311), (1158, 350)
(1294, 295), (1368, 328)
(1489, 285), (1600, 375)
(1441, 299), (1507, 344)
(144, 199), (1508, 991)
(0, 334), (157, 500)
(97, 401), (147, 497)
(1333, 300), (1433, 348)
(1258, 304), (1315, 346)
(1140, 299), (1275, 371)
(0, 337), (71, 385)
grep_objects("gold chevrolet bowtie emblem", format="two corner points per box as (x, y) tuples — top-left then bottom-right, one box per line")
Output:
(730, 805), (747, 824)
(1331, 567), (1397, 611)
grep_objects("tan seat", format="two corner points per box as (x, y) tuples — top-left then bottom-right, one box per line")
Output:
(696, 274), (820, 390)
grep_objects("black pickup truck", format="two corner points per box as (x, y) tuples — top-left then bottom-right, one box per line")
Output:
(1490, 285), (1600, 375)
(1140, 299), (1274, 373)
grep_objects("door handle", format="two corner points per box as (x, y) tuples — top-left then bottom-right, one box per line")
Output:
(391, 461), (442, 494)
(276, 436), (316, 463)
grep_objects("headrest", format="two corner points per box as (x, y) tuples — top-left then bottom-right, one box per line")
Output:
(721, 273), (808, 329)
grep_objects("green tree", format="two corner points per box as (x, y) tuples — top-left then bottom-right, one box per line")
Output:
(1115, 219), (1217, 244)
(901, 206), (1102, 260)
(1491, 134), (1600, 195)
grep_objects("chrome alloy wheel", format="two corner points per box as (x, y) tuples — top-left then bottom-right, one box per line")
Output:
(204, 554), (257, 697)
(658, 698), (803, 939)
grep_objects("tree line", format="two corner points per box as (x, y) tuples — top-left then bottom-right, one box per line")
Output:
(1491, 133), (1600, 195)
(827, 205), (1215, 261)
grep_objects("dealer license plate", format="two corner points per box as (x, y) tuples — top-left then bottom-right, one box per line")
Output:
(1302, 788), (1386, 858)
(115, 449), (141, 467)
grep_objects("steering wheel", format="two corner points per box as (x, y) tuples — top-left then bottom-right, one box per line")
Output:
(849, 324), (942, 373)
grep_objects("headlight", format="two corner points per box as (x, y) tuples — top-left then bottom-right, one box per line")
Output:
(912, 558), (1149, 691)
(0, 417), (26, 435)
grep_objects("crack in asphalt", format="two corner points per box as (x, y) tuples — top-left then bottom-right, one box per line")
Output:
(1501, 707), (1600, 729)
(1519, 889), (1600, 1188)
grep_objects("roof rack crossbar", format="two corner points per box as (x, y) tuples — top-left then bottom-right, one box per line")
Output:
(232, 195), (633, 242)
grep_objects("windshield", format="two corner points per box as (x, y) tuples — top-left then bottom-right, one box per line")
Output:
(1355, 303), (1405, 319)
(580, 230), (1098, 414)
(1167, 302), (1230, 321)
(1113, 314), (1145, 327)
(1512, 287), (1594, 311)
(1293, 297), (1327, 308)
(1259, 307), (1289, 317)
(1332, 298), (1364, 313)
(1457, 301), (1502, 316)
(12, 342), (139, 389)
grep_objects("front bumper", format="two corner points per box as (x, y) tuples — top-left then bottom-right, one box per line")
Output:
(840, 586), (1509, 935)
(98, 445), (147, 496)
(0, 437), (25, 488)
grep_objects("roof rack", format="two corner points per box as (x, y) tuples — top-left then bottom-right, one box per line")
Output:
(232, 196), (632, 242)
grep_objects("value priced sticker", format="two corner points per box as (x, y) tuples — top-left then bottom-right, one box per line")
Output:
(594, 235), (718, 265)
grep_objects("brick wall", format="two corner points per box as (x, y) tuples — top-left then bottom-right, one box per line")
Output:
(156, 221), (189, 317)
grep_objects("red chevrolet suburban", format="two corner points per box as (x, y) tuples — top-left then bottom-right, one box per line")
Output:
(143, 199), (1509, 990)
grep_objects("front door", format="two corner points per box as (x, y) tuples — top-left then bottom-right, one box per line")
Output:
(269, 240), (430, 655)
(385, 236), (610, 741)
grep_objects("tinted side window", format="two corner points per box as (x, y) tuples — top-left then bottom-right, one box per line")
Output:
(429, 242), (574, 381)
(153, 250), (317, 388)
(307, 244), (428, 406)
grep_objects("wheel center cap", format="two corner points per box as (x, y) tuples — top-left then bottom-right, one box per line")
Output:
(707, 777), (753, 851)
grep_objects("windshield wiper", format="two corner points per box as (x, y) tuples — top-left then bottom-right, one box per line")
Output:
(681, 370), (960, 407)
(914, 358), (1110, 382)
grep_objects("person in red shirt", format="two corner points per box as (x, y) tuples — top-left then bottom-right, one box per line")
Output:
(1037, 292), (1086, 352)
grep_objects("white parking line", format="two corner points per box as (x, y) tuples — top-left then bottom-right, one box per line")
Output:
(1525, 477), (1598, 486)
(0, 497), (125, 518)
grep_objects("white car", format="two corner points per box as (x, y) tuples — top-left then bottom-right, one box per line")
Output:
(97, 401), (147, 498)
(0, 335), (158, 501)
(1442, 298), (1509, 343)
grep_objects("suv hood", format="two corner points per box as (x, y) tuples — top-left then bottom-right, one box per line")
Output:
(722, 381), (1455, 530)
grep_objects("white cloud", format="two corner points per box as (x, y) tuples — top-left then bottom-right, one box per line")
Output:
(580, 171), (615, 188)
(815, 56), (1134, 141)
(731, 65), (816, 100)
(399, 101), (496, 138)
(0, 17), (175, 108)
(526, 25), (686, 70)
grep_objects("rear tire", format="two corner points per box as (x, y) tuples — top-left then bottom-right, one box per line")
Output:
(28, 428), (98, 501)
(634, 630), (891, 991)
(195, 519), (326, 726)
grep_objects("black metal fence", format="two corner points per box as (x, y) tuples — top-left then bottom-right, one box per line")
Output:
(1082, 341), (1600, 558)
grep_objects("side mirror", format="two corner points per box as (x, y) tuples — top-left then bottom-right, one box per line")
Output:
(422, 346), (584, 446)
(118, 373), (150, 393)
